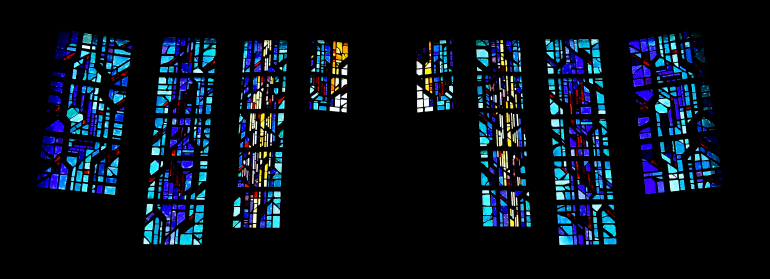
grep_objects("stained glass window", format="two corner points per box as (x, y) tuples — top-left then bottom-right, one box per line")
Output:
(630, 32), (719, 194)
(477, 40), (529, 227)
(33, 29), (730, 249)
(310, 40), (347, 112)
(547, 39), (616, 245)
(417, 40), (453, 112)
(38, 31), (130, 195)
(145, 37), (216, 245)
(235, 40), (285, 228)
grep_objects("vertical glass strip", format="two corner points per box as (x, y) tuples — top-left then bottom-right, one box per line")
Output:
(482, 190), (530, 227)
(233, 190), (281, 228)
(547, 39), (616, 245)
(144, 203), (204, 245)
(545, 39), (601, 75)
(310, 40), (347, 112)
(236, 40), (286, 228)
(417, 40), (453, 112)
(242, 76), (286, 110)
(145, 37), (216, 245)
(243, 40), (287, 73)
(38, 31), (130, 195)
(630, 32), (719, 194)
(477, 40), (528, 227)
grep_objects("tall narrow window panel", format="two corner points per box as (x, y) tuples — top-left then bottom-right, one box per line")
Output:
(547, 39), (616, 245)
(477, 40), (529, 227)
(417, 40), (453, 112)
(310, 40), (347, 112)
(38, 31), (131, 195)
(235, 40), (286, 229)
(145, 37), (216, 245)
(630, 32), (719, 194)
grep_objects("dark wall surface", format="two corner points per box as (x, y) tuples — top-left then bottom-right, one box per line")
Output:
(20, 8), (743, 268)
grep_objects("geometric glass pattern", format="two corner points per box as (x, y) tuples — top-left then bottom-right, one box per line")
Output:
(235, 40), (285, 228)
(477, 40), (529, 227)
(160, 38), (216, 74)
(38, 31), (130, 195)
(630, 32), (720, 194)
(144, 204), (204, 245)
(310, 40), (347, 112)
(234, 190), (281, 229)
(548, 39), (616, 245)
(482, 189), (530, 228)
(145, 37), (216, 245)
(546, 39), (601, 75)
(156, 77), (214, 114)
(243, 40), (287, 73)
(242, 75), (286, 110)
(556, 204), (616, 245)
(417, 40), (453, 112)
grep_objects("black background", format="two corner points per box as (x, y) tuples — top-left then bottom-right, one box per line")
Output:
(19, 7), (745, 269)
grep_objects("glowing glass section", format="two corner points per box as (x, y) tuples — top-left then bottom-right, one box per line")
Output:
(417, 40), (453, 75)
(146, 37), (215, 245)
(144, 203), (204, 245)
(630, 32), (705, 87)
(242, 75), (286, 110)
(236, 40), (286, 228)
(148, 158), (208, 200)
(477, 75), (523, 110)
(39, 138), (120, 194)
(476, 40), (521, 73)
(546, 39), (601, 75)
(243, 40), (287, 73)
(482, 190), (530, 227)
(38, 31), (130, 195)
(160, 37), (216, 74)
(156, 77), (214, 114)
(477, 40), (527, 227)
(479, 111), (525, 148)
(550, 78), (609, 157)
(233, 190), (281, 228)
(417, 40), (453, 112)
(51, 31), (131, 85)
(237, 113), (283, 189)
(549, 78), (606, 115)
(551, 118), (610, 157)
(481, 150), (526, 187)
(554, 160), (613, 201)
(557, 204), (616, 245)
(548, 39), (615, 245)
(238, 151), (282, 188)
(630, 32), (719, 194)
(239, 112), (284, 149)
(150, 117), (211, 157)
(310, 40), (347, 112)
